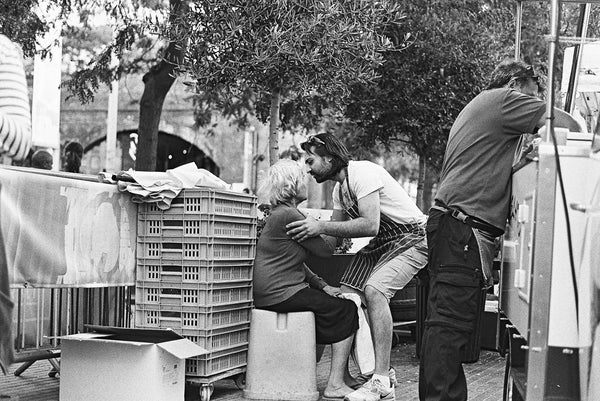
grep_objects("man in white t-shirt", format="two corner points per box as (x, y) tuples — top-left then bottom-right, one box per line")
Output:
(287, 133), (428, 401)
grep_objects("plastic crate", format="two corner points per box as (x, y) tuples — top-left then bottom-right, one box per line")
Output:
(137, 259), (253, 283)
(135, 302), (252, 331)
(137, 213), (257, 239)
(180, 323), (250, 353)
(185, 345), (248, 377)
(138, 188), (257, 218)
(136, 281), (252, 307)
(137, 237), (256, 261)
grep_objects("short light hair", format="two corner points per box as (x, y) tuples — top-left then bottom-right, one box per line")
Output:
(259, 159), (305, 206)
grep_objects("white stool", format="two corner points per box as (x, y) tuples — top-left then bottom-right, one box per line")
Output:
(243, 309), (319, 400)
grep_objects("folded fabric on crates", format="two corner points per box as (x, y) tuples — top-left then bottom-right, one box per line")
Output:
(118, 176), (181, 210)
(116, 163), (229, 210)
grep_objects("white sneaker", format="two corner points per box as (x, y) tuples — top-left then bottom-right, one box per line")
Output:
(389, 367), (398, 387)
(353, 367), (397, 388)
(344, 378), (395, 401)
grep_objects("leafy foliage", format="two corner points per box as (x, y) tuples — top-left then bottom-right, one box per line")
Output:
(0, 0), (79, 57)
(2, 1), (172, 104)
(517, 1), (600, 105)
(256, 203), (271, 238)
(345, 0), (515, 173)
(164, 0), (409, 128)
(334, 237), (353, 254)
(61, 1), (169, 103)
(3, 0), (598, 170)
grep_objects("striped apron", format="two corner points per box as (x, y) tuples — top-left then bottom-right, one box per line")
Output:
(338, 171), (426, 291)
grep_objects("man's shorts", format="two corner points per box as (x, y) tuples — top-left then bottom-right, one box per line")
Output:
(341, 237), (428, 301)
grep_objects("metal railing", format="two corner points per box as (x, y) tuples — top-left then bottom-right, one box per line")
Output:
(11, 286), (133, 375)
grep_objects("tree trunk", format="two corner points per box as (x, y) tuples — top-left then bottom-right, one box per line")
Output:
(136, 68), (173, 171)
(422, 162), (436, 213)
(416, 155), (437, 213)
(135, 0), (184, 171)
(416, 154), (426, 211)
(268, 90), (281, 166)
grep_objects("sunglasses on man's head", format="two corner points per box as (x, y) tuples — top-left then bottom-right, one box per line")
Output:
(511, 65), (539, 81)
(305, 135), (326, 147)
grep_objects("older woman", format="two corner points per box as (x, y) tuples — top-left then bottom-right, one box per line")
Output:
(253, 159), (359, 400)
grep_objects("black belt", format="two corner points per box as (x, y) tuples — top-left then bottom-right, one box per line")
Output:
(432, 202), (503, 237)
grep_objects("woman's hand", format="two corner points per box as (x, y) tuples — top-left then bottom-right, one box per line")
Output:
(323, 285), (343, 298)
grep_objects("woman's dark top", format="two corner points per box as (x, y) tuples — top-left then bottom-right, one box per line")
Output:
(253, 204), (333, 308)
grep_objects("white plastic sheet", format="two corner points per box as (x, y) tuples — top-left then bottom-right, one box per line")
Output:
(1, 167), (137, 287)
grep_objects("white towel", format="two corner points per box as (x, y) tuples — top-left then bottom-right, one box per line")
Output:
(168, 162), (228, 189)
(341, 293), (375, 375)
(115, 162), (229, 210)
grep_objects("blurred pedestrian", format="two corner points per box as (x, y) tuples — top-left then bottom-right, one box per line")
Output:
(62, 140), (83, 173)
(0, 33), (32, 375)
(31, 149), (53, 170)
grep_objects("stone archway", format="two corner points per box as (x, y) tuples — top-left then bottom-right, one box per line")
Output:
(82, 129), (219, 175)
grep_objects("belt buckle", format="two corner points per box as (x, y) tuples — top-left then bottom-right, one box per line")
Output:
(451, 208), (468, 223)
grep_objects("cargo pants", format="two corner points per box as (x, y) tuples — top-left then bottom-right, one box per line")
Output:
(418, 208), (495, 401)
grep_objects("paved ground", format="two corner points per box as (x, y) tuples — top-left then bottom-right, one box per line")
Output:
(0, 337), (505, 401)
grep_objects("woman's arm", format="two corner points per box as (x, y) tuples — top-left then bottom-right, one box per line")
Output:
(304, 265), (327, 290)
(304, 265), (342, 297)
(299, 234), (335, 257)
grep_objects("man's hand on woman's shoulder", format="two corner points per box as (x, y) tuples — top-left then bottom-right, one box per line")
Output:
(286, 215), (321, 242)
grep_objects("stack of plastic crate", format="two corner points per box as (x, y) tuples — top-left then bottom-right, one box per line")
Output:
(135, 187), (257, 379)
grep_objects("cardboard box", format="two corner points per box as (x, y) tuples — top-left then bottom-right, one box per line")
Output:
(59, 325), (206, 401)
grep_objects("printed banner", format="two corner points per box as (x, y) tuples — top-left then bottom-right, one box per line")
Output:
(1, 167), (137, 287)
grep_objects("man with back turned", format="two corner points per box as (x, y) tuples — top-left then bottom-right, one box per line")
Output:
(419, 60), (583, 401)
